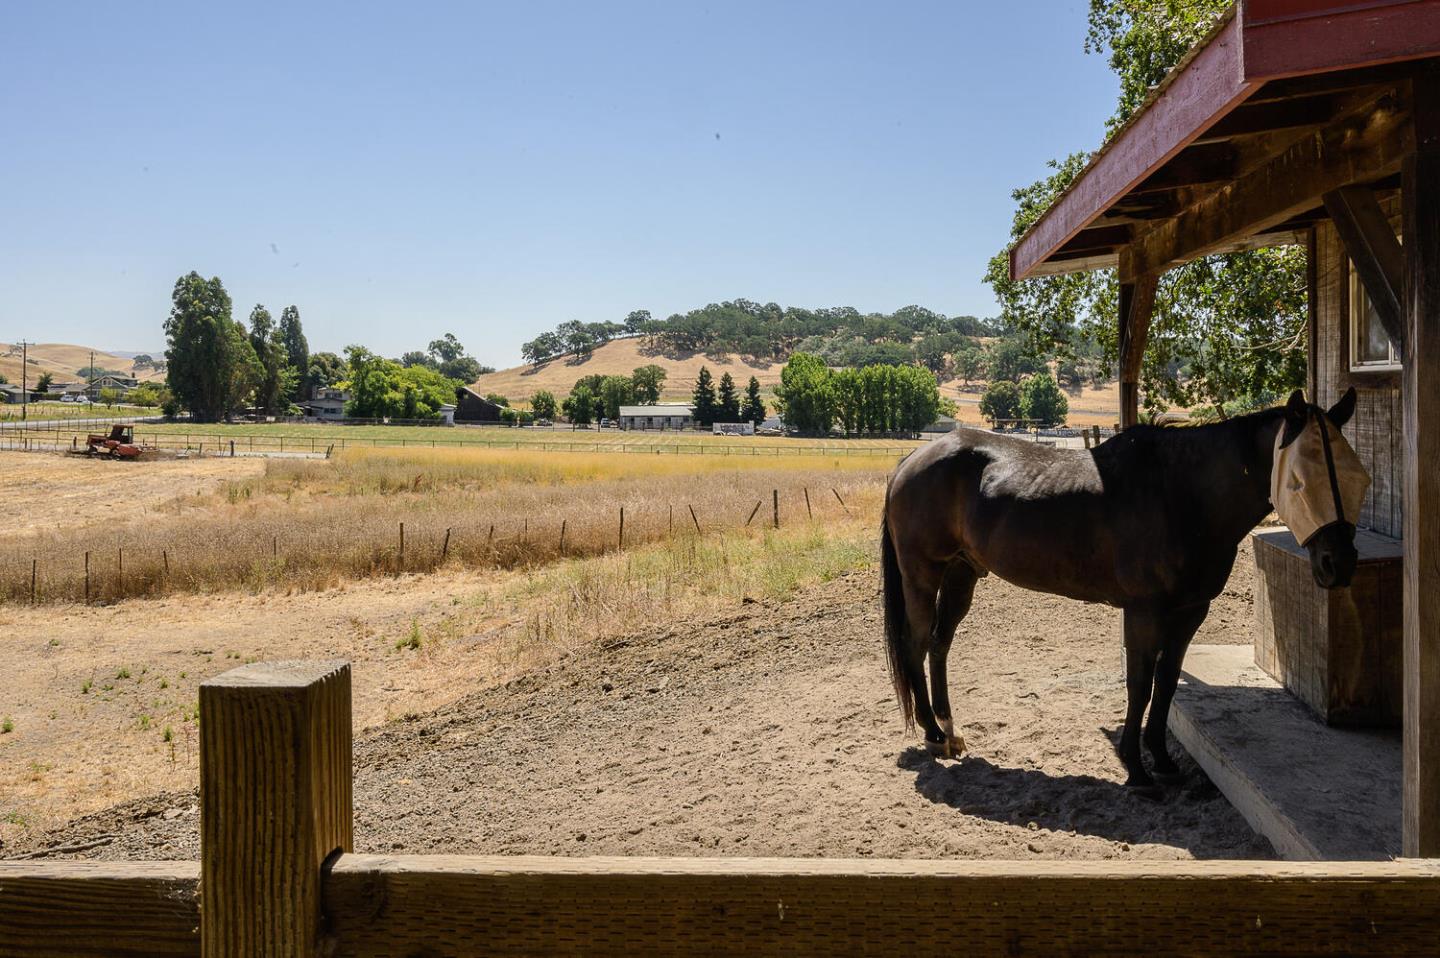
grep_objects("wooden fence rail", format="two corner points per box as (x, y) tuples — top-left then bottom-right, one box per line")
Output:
(3, 660), (1440, 957)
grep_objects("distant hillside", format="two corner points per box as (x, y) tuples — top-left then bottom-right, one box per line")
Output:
(0, 343), (166, 387)
(474, 338), (1121, 428)
(474, 338), (782, 403)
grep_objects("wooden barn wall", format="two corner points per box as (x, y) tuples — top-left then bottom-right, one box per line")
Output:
(1311, 220), (1404, 538)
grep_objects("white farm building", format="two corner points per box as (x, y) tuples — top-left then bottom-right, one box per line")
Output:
(618, 404), (694, 431)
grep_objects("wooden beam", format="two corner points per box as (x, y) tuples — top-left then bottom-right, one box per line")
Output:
(1402, 63), (1440, 860)
(0, 861), (200, 957)
(1055, 224), (1132, 254)
(1324, 184), (1405, 348)
(1126, 88), (1412, 278)
(1130, 143), (1238, 193)
(1117, 273), (1158, 430)
(323, 854), (1440, 958)
(200, 661), (353, 957)
(1193, 93), (1337, 143)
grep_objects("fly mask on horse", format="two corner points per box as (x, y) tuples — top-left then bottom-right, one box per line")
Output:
(1271, 388), (1370, 588)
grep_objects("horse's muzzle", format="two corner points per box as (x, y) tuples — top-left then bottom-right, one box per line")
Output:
(1306, 522), (1359, 589)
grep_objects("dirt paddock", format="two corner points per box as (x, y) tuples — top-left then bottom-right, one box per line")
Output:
(8, 540), (1272, 862)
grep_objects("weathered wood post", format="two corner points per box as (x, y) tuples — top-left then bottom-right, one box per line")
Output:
(773, 489), (779, 529)
(441, 527), (451, 562)
(745, 500), (762, 526)
(200, 660), (353, 957)
(31, 558), (37, 605)
(618, 506), (625, 549)
(689, 504), (701, 534)
(804, 487), (812, 519)
(1403, 62), (1440, 858)
(559, 519), (566, 555)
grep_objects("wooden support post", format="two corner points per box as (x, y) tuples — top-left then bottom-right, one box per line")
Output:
(773, 489), (779, 529)
(688, 504), (701, 533)
(398, 522), (405, 569)
(804, 487), (812, 519)
(1324, 184), (1405, 350)
(31, 558), (37, 605)
(618, 506), (624, 549)
(163, 549), (169, 577)
(745, 500), (762, 526)
(441, 527), (451, 561)
(1403, 63), (1440, 858)
(558, 520), (566, 554)
(669, 504), (674, 534)
(1117, 270), (1158, 431)
(831, 488), (850, 515)
(200, 660), (352, 957)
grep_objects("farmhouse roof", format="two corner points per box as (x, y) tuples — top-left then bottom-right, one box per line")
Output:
(618, 404), (694, 417)
(1009, 0), (1440, 282)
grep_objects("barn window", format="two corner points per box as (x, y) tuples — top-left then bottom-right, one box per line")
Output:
(1349, 260), (1401, 372)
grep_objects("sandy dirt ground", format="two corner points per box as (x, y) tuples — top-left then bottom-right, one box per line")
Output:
(5, 538), (1270, 862)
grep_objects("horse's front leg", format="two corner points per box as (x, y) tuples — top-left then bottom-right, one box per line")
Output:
(1144, 602), (1209, 782)
(1119, 609), (1162, 797)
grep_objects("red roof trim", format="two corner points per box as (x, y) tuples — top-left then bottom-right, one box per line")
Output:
(1009, 14), (1253, 282)
(1009, 0), (1440, 281)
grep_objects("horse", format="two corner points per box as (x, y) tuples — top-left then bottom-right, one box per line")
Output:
(880, 388), (1370, 796)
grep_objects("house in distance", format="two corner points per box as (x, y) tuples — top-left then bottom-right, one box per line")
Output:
(618, 404), (695, 430)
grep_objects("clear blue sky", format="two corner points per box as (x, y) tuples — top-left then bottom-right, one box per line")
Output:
(1, 1), (1117, 367)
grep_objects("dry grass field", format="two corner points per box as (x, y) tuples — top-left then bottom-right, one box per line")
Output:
(0, 446), (897, 606)
(0, 446), (886, 844)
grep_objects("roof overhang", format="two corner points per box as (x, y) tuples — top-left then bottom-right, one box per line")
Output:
(1010, 0), (1440, 281)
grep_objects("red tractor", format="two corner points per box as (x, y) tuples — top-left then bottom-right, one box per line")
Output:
(81, 424), (143, 460)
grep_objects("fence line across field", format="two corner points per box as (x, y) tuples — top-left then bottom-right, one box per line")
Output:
(4, 485), (858, 606)
(0, 428), (922, 458)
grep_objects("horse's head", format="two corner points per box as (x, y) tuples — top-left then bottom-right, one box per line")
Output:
(1272, 387), (1369, 589)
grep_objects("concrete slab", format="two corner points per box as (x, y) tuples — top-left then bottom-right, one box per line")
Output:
(1170, 644), (1401, 861)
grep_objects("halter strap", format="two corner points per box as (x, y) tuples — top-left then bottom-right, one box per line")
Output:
(1312, 405), (1347, 527)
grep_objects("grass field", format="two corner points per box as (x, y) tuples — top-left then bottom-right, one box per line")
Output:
(1, 419), (926, 456)
(0, 402), (153, 422)
(0, 444), (894, 606)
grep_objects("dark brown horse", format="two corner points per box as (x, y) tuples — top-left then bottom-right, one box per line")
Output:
(881, 389), (1368, 796)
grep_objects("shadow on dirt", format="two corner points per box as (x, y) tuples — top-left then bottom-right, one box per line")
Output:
(896, 737), (1263, 858)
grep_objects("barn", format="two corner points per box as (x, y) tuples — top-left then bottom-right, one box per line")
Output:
(453, 386), (505, 423)
(618, 403), (695, 430)
(1010, 0), (1440, 858)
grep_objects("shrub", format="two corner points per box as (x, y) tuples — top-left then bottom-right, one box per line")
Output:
(1019, 372), (1069, 426)
(979, 380), (1021, 422)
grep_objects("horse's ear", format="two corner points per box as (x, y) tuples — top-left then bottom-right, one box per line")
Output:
(1327, 386), (1357, 428)
(1285, 389), (1307, 420)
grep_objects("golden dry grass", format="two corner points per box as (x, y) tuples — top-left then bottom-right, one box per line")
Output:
(0, 446), (897, 605)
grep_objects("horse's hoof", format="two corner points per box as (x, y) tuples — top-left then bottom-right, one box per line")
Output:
(924, 735), (966, 759)
(1125, 780), (1165, 802)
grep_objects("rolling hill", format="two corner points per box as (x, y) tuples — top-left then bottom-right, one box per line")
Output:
(0, 343), (166, 388)
(472, 338), (1121, 428)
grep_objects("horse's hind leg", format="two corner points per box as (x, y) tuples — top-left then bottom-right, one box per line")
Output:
(1144, 602), (1209, 783)
(898, 560), (948, 753)
(929, 560), (978, 758)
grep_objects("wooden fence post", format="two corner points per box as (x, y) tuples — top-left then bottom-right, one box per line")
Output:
(773, 489), (779, 529)
(804, 487), (812, 519)
(618, 506), (625, 549)
(746, 500), (762, 526)
(832, 488), (850, 516)
(31, 558), (36, 605)
(441, 527), (451, 561)
(200, 660), (352, 958)
(689, 504), (701, 534)
(398, 522), (405, 570)
(559, 519), (566, 554)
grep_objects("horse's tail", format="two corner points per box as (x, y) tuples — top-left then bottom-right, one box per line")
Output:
(881, 502), (914, 731)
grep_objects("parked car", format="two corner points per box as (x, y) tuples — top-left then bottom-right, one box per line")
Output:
(599, 418), (612, 428)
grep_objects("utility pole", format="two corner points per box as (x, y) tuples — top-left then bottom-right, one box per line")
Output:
(19, 340), (29, 422)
